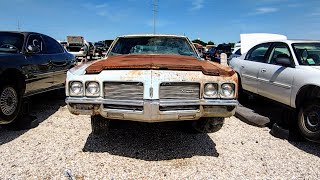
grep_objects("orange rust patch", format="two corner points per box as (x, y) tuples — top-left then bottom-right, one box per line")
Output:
(85, 54), (234, 76)
(127, 70), (144, 77)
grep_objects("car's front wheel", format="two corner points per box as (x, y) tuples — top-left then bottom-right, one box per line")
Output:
(191, 117), (225, 133)
(91, 115), (110, 136)
(0, 85), (21, 123)
(297, 100), (320, 142)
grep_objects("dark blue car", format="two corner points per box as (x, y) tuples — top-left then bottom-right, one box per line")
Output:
(0, 31), (76, 128)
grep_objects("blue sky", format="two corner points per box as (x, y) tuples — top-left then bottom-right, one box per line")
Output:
(1, 0), (320, 44)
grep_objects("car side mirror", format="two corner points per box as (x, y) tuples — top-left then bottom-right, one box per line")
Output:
(275, 56), (292, 67)
(26, 45), (40, 54)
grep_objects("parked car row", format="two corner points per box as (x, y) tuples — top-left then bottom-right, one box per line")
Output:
(201, 43), (232, 63)
(58, 36), (111, 60)
(229, 33), (320, 142)
(1, 30), (319, 143)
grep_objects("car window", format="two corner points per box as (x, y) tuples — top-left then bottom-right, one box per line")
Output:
(0, 32), (24, 52)
(43, 35), (64, 54)
(268, 43), (291, 64)
(27, 34), (44, 53)
(292, 43), (320, 66)
(235, 48), (241, 55)
(246, 43), (271, 63)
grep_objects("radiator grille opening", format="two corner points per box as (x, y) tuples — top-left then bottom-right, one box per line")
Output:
(159, 105), (199, 111)
(103, 104), (143, 111)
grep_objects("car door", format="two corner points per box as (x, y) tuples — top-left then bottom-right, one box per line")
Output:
(42, 35), (71, 87)
(24, 34), (53, 94)
(257, 42), (295, 106)
(240, 43), (272, 94)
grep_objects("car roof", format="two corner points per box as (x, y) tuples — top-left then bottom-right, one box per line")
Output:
(0, 31), (45, 37)
(257, 39), (320, 44)
(118, 34), (187, 38)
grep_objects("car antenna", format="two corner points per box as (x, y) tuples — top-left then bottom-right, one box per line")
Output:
(153, 0), (158, 34)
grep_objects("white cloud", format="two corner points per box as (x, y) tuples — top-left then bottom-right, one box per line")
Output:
(307, 8), (320, 17)
(308, 12), (320, 17)
(253, 7), (278, 15)
(95, 3), (108, 8)
(82, 3), (127, 21)
(82, 3), (108, 11)
(190, 0), (204, 11)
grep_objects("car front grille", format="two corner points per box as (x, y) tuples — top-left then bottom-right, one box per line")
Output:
(104, 82), (144, 100)
(159, 82), (200, 100)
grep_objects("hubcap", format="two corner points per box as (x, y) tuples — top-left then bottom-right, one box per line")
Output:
(0, 87), (18, 116)
(303, 105), (320, 133)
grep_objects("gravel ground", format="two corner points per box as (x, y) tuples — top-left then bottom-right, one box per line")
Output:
(0, 92), (319, 179)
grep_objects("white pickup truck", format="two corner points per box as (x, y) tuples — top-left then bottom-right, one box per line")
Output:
(230, 34), (320, 142)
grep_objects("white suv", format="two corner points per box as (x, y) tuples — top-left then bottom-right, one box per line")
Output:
(230, 39), (320, 142)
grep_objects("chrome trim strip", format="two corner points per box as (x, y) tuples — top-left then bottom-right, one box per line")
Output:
(242, 74), (258, 80)
(66, 97), (144, 106)
(258, 78), (291, 89)
(66, 97), (238, 106)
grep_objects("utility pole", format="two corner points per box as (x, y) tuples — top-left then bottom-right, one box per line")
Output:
(153, 0), (157, 34)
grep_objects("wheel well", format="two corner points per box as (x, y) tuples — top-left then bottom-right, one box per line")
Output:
(236, 72), (242, 90)
(0, 69), (26, 94)
(296, 85), (320, 108)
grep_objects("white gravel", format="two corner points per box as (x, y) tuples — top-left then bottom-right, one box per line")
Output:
(0, 93), (319, 179)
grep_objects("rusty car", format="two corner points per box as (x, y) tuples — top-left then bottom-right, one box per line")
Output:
(65, 34), (238, 136)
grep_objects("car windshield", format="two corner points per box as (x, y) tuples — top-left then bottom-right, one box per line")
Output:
(292, 43), (320, 66)
(0, 32), (24, 52)
(109, 36), (196, 57)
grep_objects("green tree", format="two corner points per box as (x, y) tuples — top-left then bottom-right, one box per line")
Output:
(192, 39), (207, 46)
(207, 41), (215, 45)
(228, 43), (235, 48)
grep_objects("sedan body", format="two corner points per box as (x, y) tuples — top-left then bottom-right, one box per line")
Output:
(65, 34), (238, 135)
(0, 31), (75, 125)
(229, 39), (320, 141)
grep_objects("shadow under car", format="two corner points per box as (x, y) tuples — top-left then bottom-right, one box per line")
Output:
(83, 120), (219, 161)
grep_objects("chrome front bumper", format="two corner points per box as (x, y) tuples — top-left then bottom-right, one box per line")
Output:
(66, 97), (238, 122)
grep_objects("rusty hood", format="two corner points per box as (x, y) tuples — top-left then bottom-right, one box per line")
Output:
(85, 54), (235, 76)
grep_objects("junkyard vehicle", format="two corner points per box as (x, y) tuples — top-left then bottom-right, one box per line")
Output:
(66, 34), (238, 136)
(229, 38), (320, 142)
(87, 42), (94, 60)
(93, 42), (106, 57)
(58, 40), (68, 50)
(228, 47), (241, 63)
(66, 36), (89, 59)
(0, 31), (75, 128)
(192, 43), (205, 57)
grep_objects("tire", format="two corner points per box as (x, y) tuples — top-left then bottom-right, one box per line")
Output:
(0, 84), (22, 124)
(297, 100), (320, 142)
(91, 115), (110, 136)
(191, 117), (224, 133)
